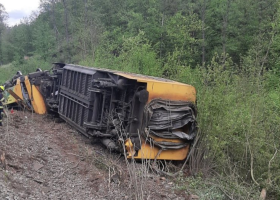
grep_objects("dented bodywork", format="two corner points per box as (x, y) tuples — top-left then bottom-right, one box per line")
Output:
(3, 63), (197, 160)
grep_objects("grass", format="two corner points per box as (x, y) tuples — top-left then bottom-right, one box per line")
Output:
(0, 57), (52, 84)
(0, 64), (16, 84)
(3, 52), (280, 199)
(0, 63), (12, 69)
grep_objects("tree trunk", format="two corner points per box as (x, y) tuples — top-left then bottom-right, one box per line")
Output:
(83, 0), (88, 58)
(201, 0), (206, 66)
(62, 0), (70, 61)
(51, 0), (59, 46)
(222, 0), (231, 65)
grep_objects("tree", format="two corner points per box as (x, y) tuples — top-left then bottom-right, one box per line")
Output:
(0, 3), (8, 64)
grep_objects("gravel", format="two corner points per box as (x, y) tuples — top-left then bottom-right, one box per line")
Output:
(0, 111), (188, 200)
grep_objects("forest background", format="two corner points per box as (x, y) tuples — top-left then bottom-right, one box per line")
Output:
(0, 0), (280, 199)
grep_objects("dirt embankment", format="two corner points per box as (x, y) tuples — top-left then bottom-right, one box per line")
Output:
(0, 111), (189, 200)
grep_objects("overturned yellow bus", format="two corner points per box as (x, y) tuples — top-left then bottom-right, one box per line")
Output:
(4, 63), (197, 160)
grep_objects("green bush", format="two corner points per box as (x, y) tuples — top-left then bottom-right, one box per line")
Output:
(1, 40), (280, 198)
(174, 54), (280, 199)
(0, 63), (15, 84)
(0, 57), (51, 84)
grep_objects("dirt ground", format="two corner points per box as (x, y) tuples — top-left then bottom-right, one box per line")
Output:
(0, 111), (191, 200)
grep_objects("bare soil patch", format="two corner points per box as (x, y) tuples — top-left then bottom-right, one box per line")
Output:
(0, 111), (188, 200)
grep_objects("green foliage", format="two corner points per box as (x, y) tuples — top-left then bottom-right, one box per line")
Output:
(117, 31), (161, 75)
(175, 175), (260, 200)
(184, 53), (280, 198)
(175, 176), (225, 200)
(0, 63), (15, 84)
(0, 57), (51, 84)
(1, 0), (280, 198)
(14, 56), (51, 74)
(165, 12), (202, 66)
(31, 17), (56, 61)
(94, 31), (161, 76)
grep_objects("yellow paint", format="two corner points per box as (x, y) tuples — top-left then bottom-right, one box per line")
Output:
(9, 70), (194, 160)
(116, 72), (196, 102)
(24, 76), (47, 114)
(117, 72), (196, 160)
(14, 79), (24, 101)
(3, 87), (17, 105)
(125, 138), (189, 160)
(115, 72), (186, 85)
(146, 81), (196, 102)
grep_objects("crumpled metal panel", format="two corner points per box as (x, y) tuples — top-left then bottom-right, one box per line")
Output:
(142, 99), (197, 149)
